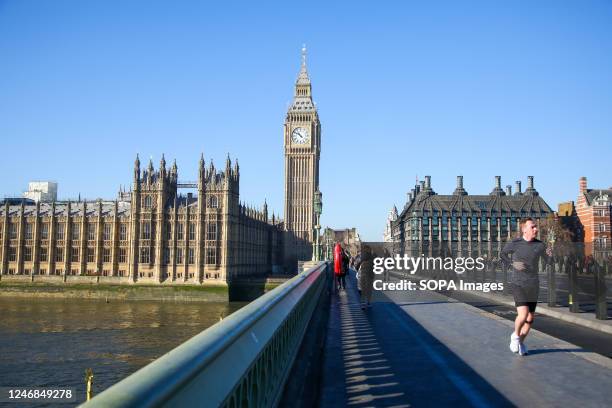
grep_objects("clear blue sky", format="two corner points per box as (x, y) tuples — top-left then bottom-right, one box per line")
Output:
(1, 1), (611, 240)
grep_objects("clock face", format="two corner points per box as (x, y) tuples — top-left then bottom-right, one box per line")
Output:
(291, 127), (309, 144)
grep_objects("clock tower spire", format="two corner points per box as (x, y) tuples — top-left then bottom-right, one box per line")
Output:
(296, 45), (312, 97)
(283, 46), (321, 269)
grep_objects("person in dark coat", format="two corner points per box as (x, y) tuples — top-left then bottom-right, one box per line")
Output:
(342, 248), (350, 277)
(357, 245), (374, 310)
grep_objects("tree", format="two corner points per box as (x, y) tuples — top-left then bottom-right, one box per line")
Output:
(538, 214), (576, 258)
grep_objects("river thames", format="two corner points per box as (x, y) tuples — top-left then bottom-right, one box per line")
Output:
(0, 297), (244, 407)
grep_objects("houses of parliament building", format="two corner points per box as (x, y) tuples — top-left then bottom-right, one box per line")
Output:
(0, 49), (321, 284)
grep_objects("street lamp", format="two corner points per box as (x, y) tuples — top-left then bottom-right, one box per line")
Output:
(324, 228), (332, 261)
(313, 191), (323, 261)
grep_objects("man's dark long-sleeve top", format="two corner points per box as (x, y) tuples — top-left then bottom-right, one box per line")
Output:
(500, 237), (548, 287)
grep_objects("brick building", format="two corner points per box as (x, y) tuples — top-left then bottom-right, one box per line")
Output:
(556, 201), (584, 243)
(576, 177), (612, 258)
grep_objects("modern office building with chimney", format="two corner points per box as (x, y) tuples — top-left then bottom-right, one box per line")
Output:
(391, 175), (553, 256)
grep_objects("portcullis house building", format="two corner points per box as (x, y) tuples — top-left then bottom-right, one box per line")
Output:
(391, 175), (553, 256)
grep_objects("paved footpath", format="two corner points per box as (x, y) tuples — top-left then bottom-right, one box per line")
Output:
(319, 271), (612, 407)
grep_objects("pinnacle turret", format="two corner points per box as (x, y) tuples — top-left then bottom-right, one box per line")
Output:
(226, 154), (232, 176)
(208, 159), (215, 179)
(134, 154), (140, 183)
(146, 157), (154, 185)
(198, 153), (205, 187)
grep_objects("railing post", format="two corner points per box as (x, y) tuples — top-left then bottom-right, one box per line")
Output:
(494, 258), (498, 282)
(568, 259), (580, 313)
(481, 260), (487, 283)
(594, 260), (608, 320)
(547, 261), (556, 307)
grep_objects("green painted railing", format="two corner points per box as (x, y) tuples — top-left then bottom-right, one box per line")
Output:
(80, 261), (330, 408)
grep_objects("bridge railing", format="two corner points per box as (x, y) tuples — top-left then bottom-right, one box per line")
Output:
(81, 261), (330, 408)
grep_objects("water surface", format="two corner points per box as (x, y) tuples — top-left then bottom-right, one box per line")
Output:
(0, 297), (244, 406)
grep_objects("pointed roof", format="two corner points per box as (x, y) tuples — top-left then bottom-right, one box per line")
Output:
(296, 44), (310, 85)
(288, 45), (317, 114)
(584, 188), (612, 205)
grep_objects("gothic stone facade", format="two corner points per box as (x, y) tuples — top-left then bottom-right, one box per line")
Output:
(0, 155), (283, 284)
(392, 175), (553, 256)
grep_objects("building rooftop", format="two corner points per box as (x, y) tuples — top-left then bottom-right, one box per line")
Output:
(583, 189), (612, 206)
(0, 201), (131, 217)
(398, 176), (553, 219)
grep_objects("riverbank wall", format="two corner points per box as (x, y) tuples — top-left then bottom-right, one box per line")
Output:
(0, 277), (287, 302)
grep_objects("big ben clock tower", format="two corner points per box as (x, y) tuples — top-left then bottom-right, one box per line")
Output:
(284, 46), (321, 267)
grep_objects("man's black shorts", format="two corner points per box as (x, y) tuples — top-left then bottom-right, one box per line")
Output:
(512, 284), (539, 312)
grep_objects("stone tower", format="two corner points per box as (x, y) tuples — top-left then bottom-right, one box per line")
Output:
(283, 46), (321, 267)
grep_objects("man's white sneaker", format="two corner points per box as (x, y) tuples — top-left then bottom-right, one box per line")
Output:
(518, 342), (528, 356)
(509, 333), (520, 353)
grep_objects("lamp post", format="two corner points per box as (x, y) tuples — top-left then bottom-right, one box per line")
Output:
(313, 191), (322, 261)
(547, 223), (557, 307)
(324, 228), (332, 261)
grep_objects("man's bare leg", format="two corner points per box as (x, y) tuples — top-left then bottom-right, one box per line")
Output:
(519, 311), (534, 341)
(514, 306), (529, 337)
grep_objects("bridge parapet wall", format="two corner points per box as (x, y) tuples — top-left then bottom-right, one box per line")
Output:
(82, 261), (330, 408)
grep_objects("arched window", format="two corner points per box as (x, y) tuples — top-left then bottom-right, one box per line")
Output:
(207, 223), (217, 240)
(209, 196), (218, 208)
(144, 196), (152, 208)
(141, 222), (151, 240)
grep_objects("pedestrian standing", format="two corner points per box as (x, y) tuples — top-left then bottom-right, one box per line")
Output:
(333, 242), (346, 291)
(342, 248), (350, 279)
(357, 245), (374, 310)
(353, 252), (362, 297)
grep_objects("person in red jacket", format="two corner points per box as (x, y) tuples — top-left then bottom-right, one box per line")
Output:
(333, 242), (346, 291)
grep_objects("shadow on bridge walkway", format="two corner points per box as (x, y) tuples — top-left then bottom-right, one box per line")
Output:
(319, 270), (612, 407)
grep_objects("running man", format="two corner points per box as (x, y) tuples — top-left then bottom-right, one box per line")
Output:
(500, 217), (551, 356)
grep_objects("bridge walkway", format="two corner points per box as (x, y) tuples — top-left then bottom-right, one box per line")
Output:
(319, 270), (612, 407)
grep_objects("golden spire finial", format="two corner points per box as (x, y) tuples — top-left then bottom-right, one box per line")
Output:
(301, 44), (307, 67)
